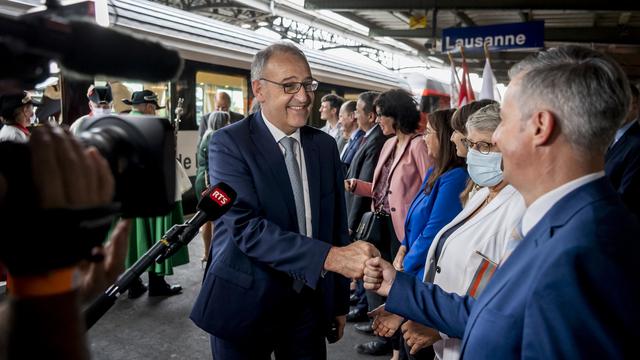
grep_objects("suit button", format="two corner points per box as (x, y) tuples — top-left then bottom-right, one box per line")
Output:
(436, 266), (441, 273)
(391, 207), (396, 212)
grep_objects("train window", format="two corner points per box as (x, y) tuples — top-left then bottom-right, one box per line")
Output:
(195, 71), (247, 123)
(94, 79), (170, 116)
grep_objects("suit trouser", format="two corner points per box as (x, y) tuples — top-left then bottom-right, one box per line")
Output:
(365, 213), (401, 349)
(210, 288), (327, 360)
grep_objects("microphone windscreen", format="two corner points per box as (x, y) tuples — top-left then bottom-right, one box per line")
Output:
(197, 182), (237, 220)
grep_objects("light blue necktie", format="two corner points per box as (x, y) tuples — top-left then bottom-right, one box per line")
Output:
(279, 137), (307, 235)
(280, 137), (307, 293)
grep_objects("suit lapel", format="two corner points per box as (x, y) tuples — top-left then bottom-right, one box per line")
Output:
(249, 113), (298, 227)
(301, 127), (320, 239)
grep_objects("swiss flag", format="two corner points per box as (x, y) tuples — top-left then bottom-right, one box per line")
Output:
(458, 59), (475, 107)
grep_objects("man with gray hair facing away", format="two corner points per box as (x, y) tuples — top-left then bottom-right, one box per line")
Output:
(190, 42), (380, 359)
(363, 45), (640, 359)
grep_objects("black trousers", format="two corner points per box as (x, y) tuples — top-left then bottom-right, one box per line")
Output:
(365, 212), (402, 349)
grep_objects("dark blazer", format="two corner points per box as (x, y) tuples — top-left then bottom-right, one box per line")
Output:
(605, 121), (640, 219)
(190, 112), (350, 343)
(344, 125), (387, 232)
(198, 110), (245, 141)
(385, 177), (640, 359)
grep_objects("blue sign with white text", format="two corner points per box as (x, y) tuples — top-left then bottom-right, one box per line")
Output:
(442, 21), (544, 52)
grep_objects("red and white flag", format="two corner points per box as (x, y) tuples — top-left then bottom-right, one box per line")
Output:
(449, 57), (460, 108)
(458, 58), (475, 107)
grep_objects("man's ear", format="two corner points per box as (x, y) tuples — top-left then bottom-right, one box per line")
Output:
(252, 80), (265, 102)
(531, 110), (556, 147)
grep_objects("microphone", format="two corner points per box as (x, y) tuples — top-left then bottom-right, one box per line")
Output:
(159, 183), (237, 260)
(84, 182), (236, 329)
(0, 15), (183, 82)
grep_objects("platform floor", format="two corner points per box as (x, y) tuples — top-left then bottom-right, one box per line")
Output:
(88, 233), (385, 359)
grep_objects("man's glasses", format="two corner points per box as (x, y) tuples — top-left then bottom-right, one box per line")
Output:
(461, 138), (494, 154)
(260, 78), (319, 94)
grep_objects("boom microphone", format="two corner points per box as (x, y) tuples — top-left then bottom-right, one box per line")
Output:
(84, 182), (237, 330)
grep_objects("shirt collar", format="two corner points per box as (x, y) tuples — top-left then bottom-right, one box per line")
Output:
(364, 124), (378, 138)
(521, 171), (605, 236)
(613, 119), (636, 145)
(261, 111), (301, 144)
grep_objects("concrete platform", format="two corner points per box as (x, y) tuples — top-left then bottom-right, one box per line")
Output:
(88, 233), (384, 359)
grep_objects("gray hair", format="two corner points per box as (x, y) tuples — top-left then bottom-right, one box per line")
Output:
(508, 45), (630, 155)
(206, 111), (230, 132)
(466, 103), (501, 134)
(251, 42), (309, 82)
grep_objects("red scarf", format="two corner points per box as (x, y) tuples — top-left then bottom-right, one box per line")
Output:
(13, 123), (30, 136)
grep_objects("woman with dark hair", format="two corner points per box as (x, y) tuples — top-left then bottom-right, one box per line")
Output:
(393, 109), (467, 279)
(345, 88), (431, 357)
(450, 99), (498, 204)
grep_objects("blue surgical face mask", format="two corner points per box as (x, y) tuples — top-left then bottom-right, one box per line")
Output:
(466, 148), (503, 187)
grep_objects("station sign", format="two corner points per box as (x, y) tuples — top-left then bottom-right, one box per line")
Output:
(442, 21), (544, 52)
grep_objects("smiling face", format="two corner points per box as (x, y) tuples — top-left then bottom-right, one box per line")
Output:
(376, 106), (396, 136)
(450, 130), (467, 157)
(319, 101), (333, 120)
(252, 52), (314, 135)
(424, 121), (439, 158)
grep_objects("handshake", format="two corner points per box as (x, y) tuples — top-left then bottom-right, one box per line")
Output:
(324, 242), (398, 296)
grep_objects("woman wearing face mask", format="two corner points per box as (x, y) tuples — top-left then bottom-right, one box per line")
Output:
(449, 99), (498, 205)
(397, 103), (526, 360)
(0, 91), (38, 143)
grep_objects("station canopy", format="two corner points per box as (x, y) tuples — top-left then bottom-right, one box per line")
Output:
(154, 0), (640, 84)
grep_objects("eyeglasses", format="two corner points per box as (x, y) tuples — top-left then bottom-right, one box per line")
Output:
(461, 138), (494, 154)
(260, 78), (319, 94)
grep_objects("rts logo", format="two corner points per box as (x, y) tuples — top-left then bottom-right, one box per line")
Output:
(209, 188), (230, 206)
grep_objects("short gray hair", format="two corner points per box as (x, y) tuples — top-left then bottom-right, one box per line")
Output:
(251, 42), (309, 82)
(466, 103), (501, 134)
(508, 45), (630, 155)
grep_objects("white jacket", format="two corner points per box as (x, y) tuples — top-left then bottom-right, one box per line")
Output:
(0, 125), (28, 143)
(422, 184), (526, 360)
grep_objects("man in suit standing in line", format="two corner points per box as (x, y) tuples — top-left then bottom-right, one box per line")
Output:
(605, 83), (640, 220)
(363, 45), (640, 358)
(190, 42), (379, 360)
(338, 100), (364, 172)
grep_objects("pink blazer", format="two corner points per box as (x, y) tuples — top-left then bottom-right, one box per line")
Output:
(353, 134), (432, 242)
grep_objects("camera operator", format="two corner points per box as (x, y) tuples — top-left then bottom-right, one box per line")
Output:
(0, 92), (39, 143)
(0, 125), (131, 360)
(120, 90), (186, 298)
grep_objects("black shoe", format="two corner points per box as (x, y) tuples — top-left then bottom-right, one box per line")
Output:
(355, 340), (392, 356)
(127, 277), (148, 299)
(346, 308), (369, 322)
(148, 283), (182, 297)
(148, 273), (182, 297)
(349, 293), (359, 305)
(354, 322), (374, 334)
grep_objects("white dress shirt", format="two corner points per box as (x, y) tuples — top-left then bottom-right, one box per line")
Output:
(261, 112), (313, 237)
(521, 172), (605, 236)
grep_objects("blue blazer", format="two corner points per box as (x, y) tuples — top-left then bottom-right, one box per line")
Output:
(386, 177), (640, 359)
(190, 112), (350, 343)
(605, 121), (640, 220)
(402, 166), (468, 279)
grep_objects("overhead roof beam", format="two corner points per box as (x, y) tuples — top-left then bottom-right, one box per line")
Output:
(452, 10), (475, 26)
(304, 0), (640, 11)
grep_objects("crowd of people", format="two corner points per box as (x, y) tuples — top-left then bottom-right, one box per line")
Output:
(0, 41), (639, 360)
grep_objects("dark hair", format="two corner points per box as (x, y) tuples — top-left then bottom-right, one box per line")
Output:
(358, 91), (379, 115)
(451, 99), (498, 134)
(374, 89), (420, 134)
(425, 109), (464, 192)
(321, 94), (344, 112)
(342, 100), (356, 113)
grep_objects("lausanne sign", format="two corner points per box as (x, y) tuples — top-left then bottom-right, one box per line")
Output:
(442, 21), (544, 52)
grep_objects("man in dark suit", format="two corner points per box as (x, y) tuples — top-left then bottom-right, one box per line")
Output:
(364, 46), (640, 358)
(605, 83), (640, 219)
(190, 42), (379, 360)
(197, 91), (245, 143)
(345, 91), (387, 236)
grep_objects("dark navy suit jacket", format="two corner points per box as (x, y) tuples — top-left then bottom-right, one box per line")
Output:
(605, 121), (640, 219)
(386, 177), (640, 359)
(190, 112), (350, 343)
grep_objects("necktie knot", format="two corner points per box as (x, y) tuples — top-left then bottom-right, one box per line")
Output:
(280, 136), (297, 155)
